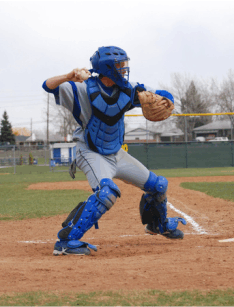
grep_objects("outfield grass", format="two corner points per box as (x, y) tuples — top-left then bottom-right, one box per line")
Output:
(0, 289), (233, 306)
(1, 165), (234, 183)
(0, 166), (90, 220)
(154, 166), (234, 178)
(181, 182), (234, 202)
(0, 165), (87, 184)
(1, 166), (234, 220)
(0, 183), (91, 220)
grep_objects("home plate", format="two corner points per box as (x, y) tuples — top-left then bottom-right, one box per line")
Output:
(219, 238), (234, 242)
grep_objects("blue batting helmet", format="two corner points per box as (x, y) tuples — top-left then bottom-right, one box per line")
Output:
(90, 46), (130, 89)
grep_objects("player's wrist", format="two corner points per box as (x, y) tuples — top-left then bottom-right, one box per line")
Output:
(64, 73), (72, 82)
(46, 74), (70, 90)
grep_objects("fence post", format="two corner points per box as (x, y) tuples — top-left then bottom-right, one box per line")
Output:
(146, 119), (149, 169)
(184, 116), (188, 142)
(44, 145), (47, 165)
(232, 141), (234, 167)
(185, 142), (188, 168)
(49, 146), (52, 172)
(13, 145), (16, 174)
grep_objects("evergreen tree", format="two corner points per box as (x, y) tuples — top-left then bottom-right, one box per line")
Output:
(177, 81), (211, 140)
(0, 111), (15, 144)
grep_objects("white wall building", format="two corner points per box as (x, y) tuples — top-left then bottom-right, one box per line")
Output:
(50, 142), (76, 164)
(124, 128), (161, 142)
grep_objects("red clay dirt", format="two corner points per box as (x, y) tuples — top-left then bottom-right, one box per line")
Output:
(0, 176), (234, 294)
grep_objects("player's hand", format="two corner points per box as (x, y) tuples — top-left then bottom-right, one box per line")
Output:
(66, 68), (91, 83)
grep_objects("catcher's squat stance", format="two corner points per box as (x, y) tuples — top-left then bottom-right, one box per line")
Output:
(42, 46), (186, 256)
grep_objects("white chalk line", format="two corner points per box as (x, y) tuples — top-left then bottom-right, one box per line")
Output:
(219, 238), (234, 243)
(18, 201), (209, 244)
(18, 232), (212, 244)
(167, 201), (208, 234)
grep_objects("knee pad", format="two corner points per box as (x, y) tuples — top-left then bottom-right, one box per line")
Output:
(58, 178), (120, 241)
(144, 171), (168, 202)
(96, 178), (121, 209)
(142, 172), (186, 234)
(142, 172), (168, 233)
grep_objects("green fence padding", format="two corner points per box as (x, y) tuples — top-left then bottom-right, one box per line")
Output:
(127, 142), (234, 169)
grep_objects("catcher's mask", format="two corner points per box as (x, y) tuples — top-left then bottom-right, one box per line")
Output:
(90, 46), (130, 89)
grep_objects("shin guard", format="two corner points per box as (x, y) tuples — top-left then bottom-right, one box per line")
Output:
(58, 178), (120, 241)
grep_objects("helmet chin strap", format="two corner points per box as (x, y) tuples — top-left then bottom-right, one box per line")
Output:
(99, 76), (115, 87)
(89, 70), (119, 88)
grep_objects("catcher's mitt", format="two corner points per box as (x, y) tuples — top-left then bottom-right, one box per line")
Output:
(137, 91), (174, 122)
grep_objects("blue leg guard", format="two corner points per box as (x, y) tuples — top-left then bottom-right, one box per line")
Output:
(57, 178), (121, 242)
(142, 172), (186, 238)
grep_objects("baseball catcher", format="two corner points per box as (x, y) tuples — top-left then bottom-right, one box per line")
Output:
(42, 46), (186, 256)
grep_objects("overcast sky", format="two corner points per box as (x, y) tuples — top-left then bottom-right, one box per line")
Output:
(0, 0), (234, 133)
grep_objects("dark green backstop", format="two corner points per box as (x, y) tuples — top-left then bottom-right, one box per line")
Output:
(127, 141), (234, 169)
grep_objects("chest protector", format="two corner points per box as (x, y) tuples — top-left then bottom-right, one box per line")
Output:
(85, 77), (132, 155)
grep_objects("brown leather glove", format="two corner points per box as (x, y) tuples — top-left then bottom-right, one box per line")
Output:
(137, 91), (174, 122)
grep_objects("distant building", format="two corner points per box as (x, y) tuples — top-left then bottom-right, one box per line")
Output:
(160, 128), (184, 142)
(14, 135), (29, 146)
(193, 119), (233, 140)
(124, 127), (184, 143)
(16, 132), (73, 148)
(124, 128), (161, 142)
(51, 142), (76, 164)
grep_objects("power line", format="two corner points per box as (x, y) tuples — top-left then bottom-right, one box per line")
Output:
(0, 89), (43, 92)
(13, 119), (53, 126)
(0, 94), (44, 99)
(13, 121), (46, 127)
(0, 103), (45, 108)
(0, 98), (45, 104)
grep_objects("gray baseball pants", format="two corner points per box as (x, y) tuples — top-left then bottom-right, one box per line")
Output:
(76, 141), (150, 191)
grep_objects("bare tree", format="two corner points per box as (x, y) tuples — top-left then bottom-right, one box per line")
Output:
(214, 69), (234, 139)
(52, 105), (78, 137)
(160, 73), (212, 140)
(42, 93), (79, 137)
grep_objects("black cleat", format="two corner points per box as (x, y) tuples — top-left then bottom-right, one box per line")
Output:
(145, 224), (184, 239)
(53, 240), (97, 256)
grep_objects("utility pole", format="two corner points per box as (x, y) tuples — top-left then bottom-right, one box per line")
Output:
(47, 93), (49, 146)
(31, 118), (32, 137)
(64, 118), (66, 140)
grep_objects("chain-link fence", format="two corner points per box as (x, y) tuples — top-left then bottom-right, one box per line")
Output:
(0, 145), (50, 173)
(2, 113), (234, 173)
(1, 140), (234, 174)
(0, 145), (17, 173)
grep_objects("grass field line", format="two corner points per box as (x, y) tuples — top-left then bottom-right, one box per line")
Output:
(167, 201), (208, 234)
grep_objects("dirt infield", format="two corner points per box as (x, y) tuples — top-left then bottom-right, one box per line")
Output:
(1, 176), (234, 294)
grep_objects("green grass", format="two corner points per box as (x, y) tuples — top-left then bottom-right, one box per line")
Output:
(0, 165), (87, 184)
(1, 165), (234, 183)
(0, 182), (91, 220)
(0, 289), (233, 306)
(0, 166), (234, 220)
(181, 182), (234, 202)
(153, 166), (234, 178)
(0, 166), (90, 220)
